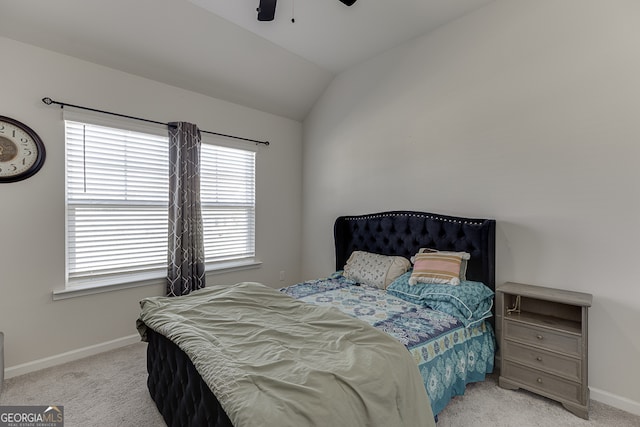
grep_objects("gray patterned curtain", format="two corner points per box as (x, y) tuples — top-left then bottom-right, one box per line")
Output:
(167, 122), (205, 296)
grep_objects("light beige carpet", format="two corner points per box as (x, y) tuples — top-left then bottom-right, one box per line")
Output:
(1, 342), (638, 426)
(437, 373), (640, 427)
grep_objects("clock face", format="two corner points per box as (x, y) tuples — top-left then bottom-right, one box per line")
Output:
(0, 116), (46, 182)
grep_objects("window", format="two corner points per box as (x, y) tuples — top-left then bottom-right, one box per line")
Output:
(65, 113), (256, 289)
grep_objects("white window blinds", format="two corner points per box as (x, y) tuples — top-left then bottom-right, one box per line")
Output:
(65, 119), (256, 286)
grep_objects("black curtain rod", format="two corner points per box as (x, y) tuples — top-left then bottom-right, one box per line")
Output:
(41, 97), (270, 146)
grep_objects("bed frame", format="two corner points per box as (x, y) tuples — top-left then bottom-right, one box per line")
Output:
(145, 210), (496, 427)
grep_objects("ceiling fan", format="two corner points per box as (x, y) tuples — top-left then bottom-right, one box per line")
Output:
(257, 0), (357, 22)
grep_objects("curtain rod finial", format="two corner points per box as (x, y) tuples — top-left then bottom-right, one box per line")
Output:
(42, 97), (53, 105)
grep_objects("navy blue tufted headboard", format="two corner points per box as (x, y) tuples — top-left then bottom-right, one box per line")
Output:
(334, 211), (496, 291)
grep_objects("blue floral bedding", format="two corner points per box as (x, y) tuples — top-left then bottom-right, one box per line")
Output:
(387, 271), (495, 327)
(281, 273), (495, 416)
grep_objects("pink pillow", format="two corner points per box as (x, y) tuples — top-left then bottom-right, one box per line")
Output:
(409, 252), (465, 285)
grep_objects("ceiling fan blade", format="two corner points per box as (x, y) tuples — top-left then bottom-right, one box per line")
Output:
(257, 0), (277, 21)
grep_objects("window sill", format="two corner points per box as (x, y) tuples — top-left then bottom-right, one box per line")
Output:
(52, 259), (263, 300)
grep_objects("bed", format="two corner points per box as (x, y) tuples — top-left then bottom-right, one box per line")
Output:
(138, 210), (496, 426)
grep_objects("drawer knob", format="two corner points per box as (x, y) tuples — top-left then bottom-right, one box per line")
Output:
(536, 356), (543, 362)
(536, 334), (544, 340)
(537, 378), (543, 383)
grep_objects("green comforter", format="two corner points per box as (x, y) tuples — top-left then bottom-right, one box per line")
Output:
(137, 282), (435, 427)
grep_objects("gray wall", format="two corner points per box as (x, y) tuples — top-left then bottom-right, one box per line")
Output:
(0, 37), (303, 372)
(303, 0), (640, 413)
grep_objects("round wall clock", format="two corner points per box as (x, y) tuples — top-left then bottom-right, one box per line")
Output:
(0, 115), (46, 183)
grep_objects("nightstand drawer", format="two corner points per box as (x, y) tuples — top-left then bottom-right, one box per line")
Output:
(502, 360), (582, 404)
(504, 320), (580, 356)
(502, 340), (581, 382)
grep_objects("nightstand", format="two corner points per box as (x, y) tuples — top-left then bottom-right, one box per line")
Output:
(497, 282), (592, 419)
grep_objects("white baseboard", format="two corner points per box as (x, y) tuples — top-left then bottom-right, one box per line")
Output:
(4, 334), (140, 379)
(590, 387), (640, 417)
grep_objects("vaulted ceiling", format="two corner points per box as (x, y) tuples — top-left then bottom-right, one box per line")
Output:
(0, 0), (494, 121)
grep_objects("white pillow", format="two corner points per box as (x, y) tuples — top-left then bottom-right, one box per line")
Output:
(343, 251), (411, 289)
